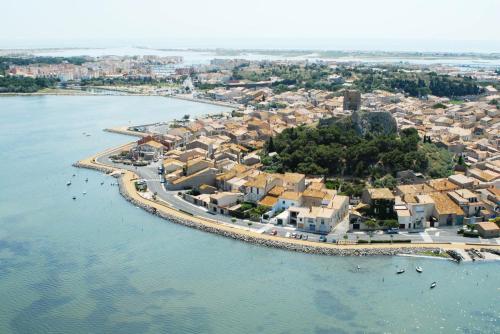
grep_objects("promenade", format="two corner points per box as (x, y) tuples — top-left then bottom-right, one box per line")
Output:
(74, 143), (500, 257)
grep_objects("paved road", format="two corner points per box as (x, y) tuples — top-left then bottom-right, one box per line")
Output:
(95, 151), (500, 245)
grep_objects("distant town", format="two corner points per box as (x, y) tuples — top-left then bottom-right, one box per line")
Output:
(3, 52), (500, 259)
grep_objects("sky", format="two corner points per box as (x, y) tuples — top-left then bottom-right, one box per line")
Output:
(2, 0), (500, 52)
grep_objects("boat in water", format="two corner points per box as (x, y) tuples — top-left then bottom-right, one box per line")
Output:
(430, 282), (437, 289)
(416, 266), (423, 273)
(83, 191), (87, 195)
(85, 178), (89, 182)
(72, 196), (76, 200)
(66, 181), (72, 186)
(396, 269), (405, 274)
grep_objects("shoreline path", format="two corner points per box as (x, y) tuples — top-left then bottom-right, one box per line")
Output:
(74, 141), (500, 258)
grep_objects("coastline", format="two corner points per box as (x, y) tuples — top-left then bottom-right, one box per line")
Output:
(73, 145), (500, 258)
(0, 89), (239, 109)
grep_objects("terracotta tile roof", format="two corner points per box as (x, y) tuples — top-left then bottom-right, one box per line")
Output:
(279, 191), (302, 201)
(258, 196), (278, 207)
(367, 188), (394, 200)
(428, 192), (464, 216)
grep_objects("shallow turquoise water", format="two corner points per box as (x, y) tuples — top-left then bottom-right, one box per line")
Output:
(0, 96), (498, 334)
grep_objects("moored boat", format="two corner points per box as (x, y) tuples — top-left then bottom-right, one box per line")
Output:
(397, 269), (405, 274)
(66, 181), (72, 186)
(416, 266), (423, 273)
(430, 282), (437, 289)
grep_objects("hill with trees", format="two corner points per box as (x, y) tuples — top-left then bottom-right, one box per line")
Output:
(262, 117), (454, 180)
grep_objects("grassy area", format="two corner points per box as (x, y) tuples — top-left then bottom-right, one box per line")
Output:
(416, 250), (450, 258)
(449, 100), (464, 105)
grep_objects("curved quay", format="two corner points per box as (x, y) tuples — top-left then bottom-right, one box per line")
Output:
(73, 147), (500, 258)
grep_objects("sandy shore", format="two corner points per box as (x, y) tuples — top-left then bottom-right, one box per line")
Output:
(74, 145), (500, 256)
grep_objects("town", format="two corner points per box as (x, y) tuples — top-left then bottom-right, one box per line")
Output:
(84, 56), (500, 247)
(3, 53), (500, 246)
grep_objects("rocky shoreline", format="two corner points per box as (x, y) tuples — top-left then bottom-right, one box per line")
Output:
(72, 161), (114, 174)
(110, 174), (444, 257)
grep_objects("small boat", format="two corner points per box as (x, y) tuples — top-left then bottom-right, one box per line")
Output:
(357, 265), (361, 270)
(66, 181), (72, 186)
(83, 191), (87, 195)
(72, 196), (76, 200)
(396, 269), (405, 274)
(430, 282), (437, 289)
(85, 178), (89, 182)
(416, 266), (423, 273)
(72, 174), (76, 177)
(100, 181), (104, 185)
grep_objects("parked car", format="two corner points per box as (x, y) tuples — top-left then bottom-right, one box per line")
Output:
(319, 235), (327, 242)
(331, 239), (337, 243)
(285, 232), (291, 238)
(302, 235), (308, 240)
(386, 228), (399, 234)
(270, 229), (277, 236)
(291, 232), (297, 238)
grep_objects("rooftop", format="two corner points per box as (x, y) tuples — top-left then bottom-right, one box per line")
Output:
(367, 188), (394, 200)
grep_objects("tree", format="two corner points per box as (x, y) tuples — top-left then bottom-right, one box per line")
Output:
(183, 114), (190, 120)
(267, 137), (275, 152)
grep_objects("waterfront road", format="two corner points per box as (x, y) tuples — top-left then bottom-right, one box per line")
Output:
(95, 150), (500, 246)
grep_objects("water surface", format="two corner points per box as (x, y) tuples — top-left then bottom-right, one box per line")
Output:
(0, 96), (498, 333)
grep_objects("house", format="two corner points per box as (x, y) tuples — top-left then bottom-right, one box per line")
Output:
(427, 178), (459, 193)
(476, 222), (500, 238)
(282, 172), (306, 192)
(468, 168), (500, 183)
(162, 158), (184, 173)
(186, 158), (214, 176)
(243, 173), (282, 203)
(428, 192), (465, 226)
(277, 191), (303, 211)
(448, 174), (478, 189)
(165, 167), (218, 190)
(448, 189), (483, 221)
(134, 139), (165, 161)
(208, 192), (244, 215)
(361, 188), (395, 218)
(177, 148), (207, 162)
(294, 195), (349, 234)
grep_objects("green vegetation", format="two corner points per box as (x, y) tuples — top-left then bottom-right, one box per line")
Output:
(0, 56), (88, 70)
(325, 179), (366, 197)
(80, 77), (175, 86)
(264, 118), (447, 179)
(432, 102), (447, 109)
(231, 202), (269, 221)
(420, 143), (455, 178)
(353, 68), (482, 98)
(416, 250), (450, 258)
(232, 63), (344, 93)
(373, 174), (397, 189)
(0, 76), (58, 93)
(0, 56), (88, 93)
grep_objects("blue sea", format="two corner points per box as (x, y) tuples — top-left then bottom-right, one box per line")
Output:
(0, 96), (498, 333)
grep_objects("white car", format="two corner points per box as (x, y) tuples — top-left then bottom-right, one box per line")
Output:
(285, 232), (291, 238)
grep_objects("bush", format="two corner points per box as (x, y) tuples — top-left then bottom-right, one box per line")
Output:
(369, 239), (411, 244)
(463, 231), (479, 238)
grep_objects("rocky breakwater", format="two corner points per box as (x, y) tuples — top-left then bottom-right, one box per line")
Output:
(72, 160), (114, 174)
(116, 177), (444, 257)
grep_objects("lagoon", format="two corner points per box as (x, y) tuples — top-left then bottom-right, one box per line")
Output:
(0, 96), (498, 333)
